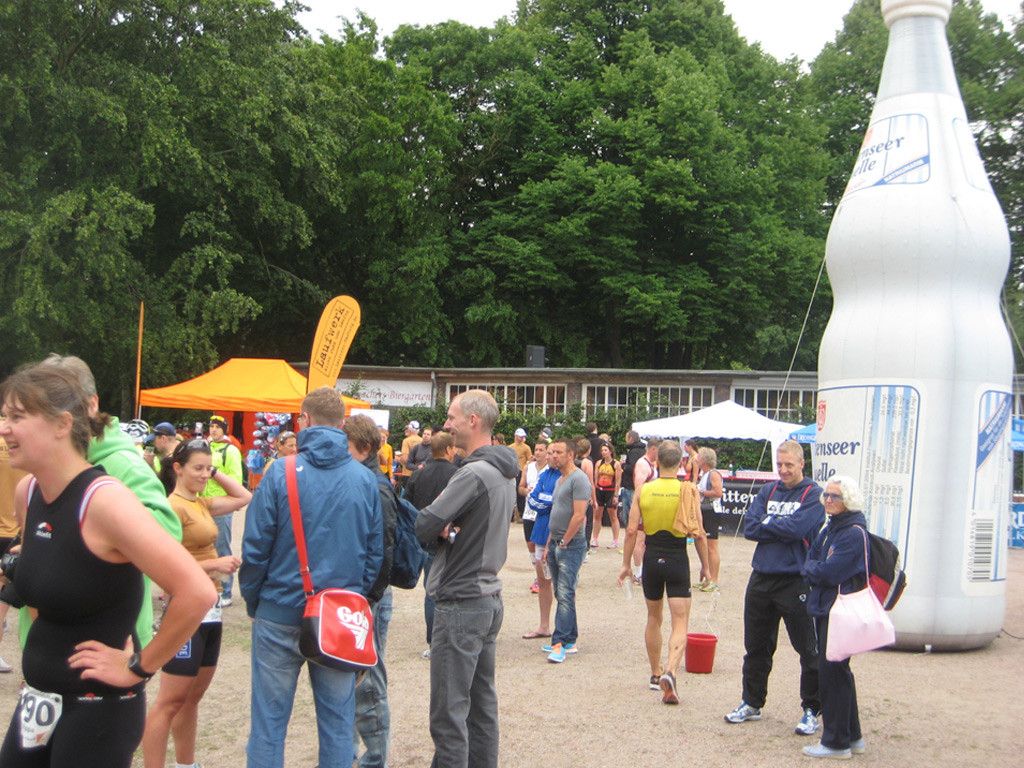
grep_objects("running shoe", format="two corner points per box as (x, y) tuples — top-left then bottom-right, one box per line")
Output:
(850, 738), (866, 755)
(0, 656), (11, 674)
(606, 540), (619, 549)
(649, 675), (661, 690)
(699, 581), (719, 593)
(802, 743), (851, 760)
(659, 671), (679, 704)
(540, 642), (577, 654)
(795, 709), (820, 736)
(530, 580), (540, 594)
(725, 702), (762, 723)
(547, 643), (566, 663)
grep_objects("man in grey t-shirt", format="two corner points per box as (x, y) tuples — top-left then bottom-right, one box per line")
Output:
(543, 438), (591, 663)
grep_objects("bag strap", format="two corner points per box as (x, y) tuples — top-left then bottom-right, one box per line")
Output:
(768, 482), (812, 502)
(855, 524), (870, 576)
(285, 455), (316, 597)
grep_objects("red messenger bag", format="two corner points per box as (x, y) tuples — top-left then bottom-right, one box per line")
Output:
(284, 456), (377, 673)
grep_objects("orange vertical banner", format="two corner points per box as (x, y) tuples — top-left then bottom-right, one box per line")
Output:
(306, 296), (361, 393)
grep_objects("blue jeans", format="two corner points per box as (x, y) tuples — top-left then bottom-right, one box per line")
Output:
(247, 616), (357, 768)
(546, 537), (586, 646)
(354, 589), (392, 768)
(429, 593), (503, 768)
(215, 512), (234, 598)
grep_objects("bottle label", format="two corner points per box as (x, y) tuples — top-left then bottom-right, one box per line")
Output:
(815, 383), (920, 552)
(844, 113), (930, 196)
(964, 388), (1011, 588)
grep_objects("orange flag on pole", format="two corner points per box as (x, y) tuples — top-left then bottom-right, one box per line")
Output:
(307, 296), (361, 393)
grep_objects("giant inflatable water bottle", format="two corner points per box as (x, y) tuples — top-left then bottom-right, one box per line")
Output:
(815, 0), (1012, 651)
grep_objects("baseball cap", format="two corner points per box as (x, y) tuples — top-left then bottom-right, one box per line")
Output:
(514, 428), (527, 438)
(145, 422), (176, 442)
(406, 420), (420, 430)
(540, 427), (553, 439)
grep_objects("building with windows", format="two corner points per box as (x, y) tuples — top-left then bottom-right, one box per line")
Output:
(332, 365), (821, 422)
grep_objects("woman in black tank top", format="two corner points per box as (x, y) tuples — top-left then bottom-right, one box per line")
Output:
(0, 361), (218, 768)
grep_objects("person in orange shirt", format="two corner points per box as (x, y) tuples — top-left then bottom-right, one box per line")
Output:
(0, 435), (25, 673)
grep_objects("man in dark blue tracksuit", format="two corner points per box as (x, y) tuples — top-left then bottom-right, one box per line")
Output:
(725, 440), (825, 737)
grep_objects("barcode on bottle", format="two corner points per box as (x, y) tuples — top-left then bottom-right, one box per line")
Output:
(967, 518), (994, 581)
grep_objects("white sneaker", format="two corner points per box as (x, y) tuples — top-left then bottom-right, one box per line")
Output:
(0, 656), (12, 673)
(795, 708), (821, 735)
(220, 596), (232, 607)
(802, 743), (851, 759)
(725, 702), (761, 723)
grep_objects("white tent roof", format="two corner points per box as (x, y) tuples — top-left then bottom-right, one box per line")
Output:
(631, 400), (802, 465)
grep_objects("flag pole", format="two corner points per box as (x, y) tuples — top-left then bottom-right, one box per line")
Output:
(134, 301), (145, 418)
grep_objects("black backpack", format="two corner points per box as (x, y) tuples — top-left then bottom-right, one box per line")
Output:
(213, 442), (249, 487)
(856, 526), (907, 611)
(376, 476), (428, 590)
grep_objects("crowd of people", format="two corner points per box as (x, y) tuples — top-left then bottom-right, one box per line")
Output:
(515, 430), (870, 760)
(0, 354), (875, 765)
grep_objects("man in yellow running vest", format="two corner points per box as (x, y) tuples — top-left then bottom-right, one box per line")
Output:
(618, 440), (700, 705)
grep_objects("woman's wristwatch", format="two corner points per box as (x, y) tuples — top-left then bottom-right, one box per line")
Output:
(128, 652), (154, 680)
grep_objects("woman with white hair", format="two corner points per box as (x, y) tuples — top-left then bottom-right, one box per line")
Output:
(800, 475), (869, 760)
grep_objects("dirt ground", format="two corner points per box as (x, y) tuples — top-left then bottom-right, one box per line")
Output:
(0, 514), (1020, 767)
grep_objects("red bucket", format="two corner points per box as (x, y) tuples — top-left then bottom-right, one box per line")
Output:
(685, 633), (718, 674)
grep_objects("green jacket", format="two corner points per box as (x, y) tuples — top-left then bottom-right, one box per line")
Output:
(200, 439), (244, 498)
(19, 418), (182, 648)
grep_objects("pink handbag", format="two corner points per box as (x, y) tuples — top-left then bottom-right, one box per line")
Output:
(825, 527), (896, 662)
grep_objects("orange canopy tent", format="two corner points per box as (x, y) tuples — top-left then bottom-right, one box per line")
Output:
(139, 358), (369, 414)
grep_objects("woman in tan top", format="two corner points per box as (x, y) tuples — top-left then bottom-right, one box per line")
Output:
(142, 439), (251, 768)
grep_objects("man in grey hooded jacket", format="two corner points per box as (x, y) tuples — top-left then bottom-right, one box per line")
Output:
(415, 390), (517, 768)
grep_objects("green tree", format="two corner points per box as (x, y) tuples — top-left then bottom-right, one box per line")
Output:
(389, 0), (830, 371)
(0, 0), (307, 410)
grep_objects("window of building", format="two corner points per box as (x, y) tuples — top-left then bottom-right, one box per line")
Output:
(582, 385), (715, 419)
(732, 387), (818, 422)
(447, 384), (567, 416)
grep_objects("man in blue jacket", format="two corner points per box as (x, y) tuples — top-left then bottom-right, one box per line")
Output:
(725, 440), (825, 737)
(241, 387), (382, 768)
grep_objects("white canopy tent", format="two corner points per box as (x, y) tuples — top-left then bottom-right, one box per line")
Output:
(631, 400), (803, 471)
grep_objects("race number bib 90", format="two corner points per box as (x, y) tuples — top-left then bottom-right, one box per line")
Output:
(19, 683), (62, 749)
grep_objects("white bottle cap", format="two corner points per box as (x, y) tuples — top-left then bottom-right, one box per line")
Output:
(881, 0), (952, 27)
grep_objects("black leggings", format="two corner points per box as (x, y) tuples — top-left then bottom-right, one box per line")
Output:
(0, 688), (145, 767)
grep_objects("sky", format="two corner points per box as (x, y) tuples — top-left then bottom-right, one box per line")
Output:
(292, 0), (1022, 63)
